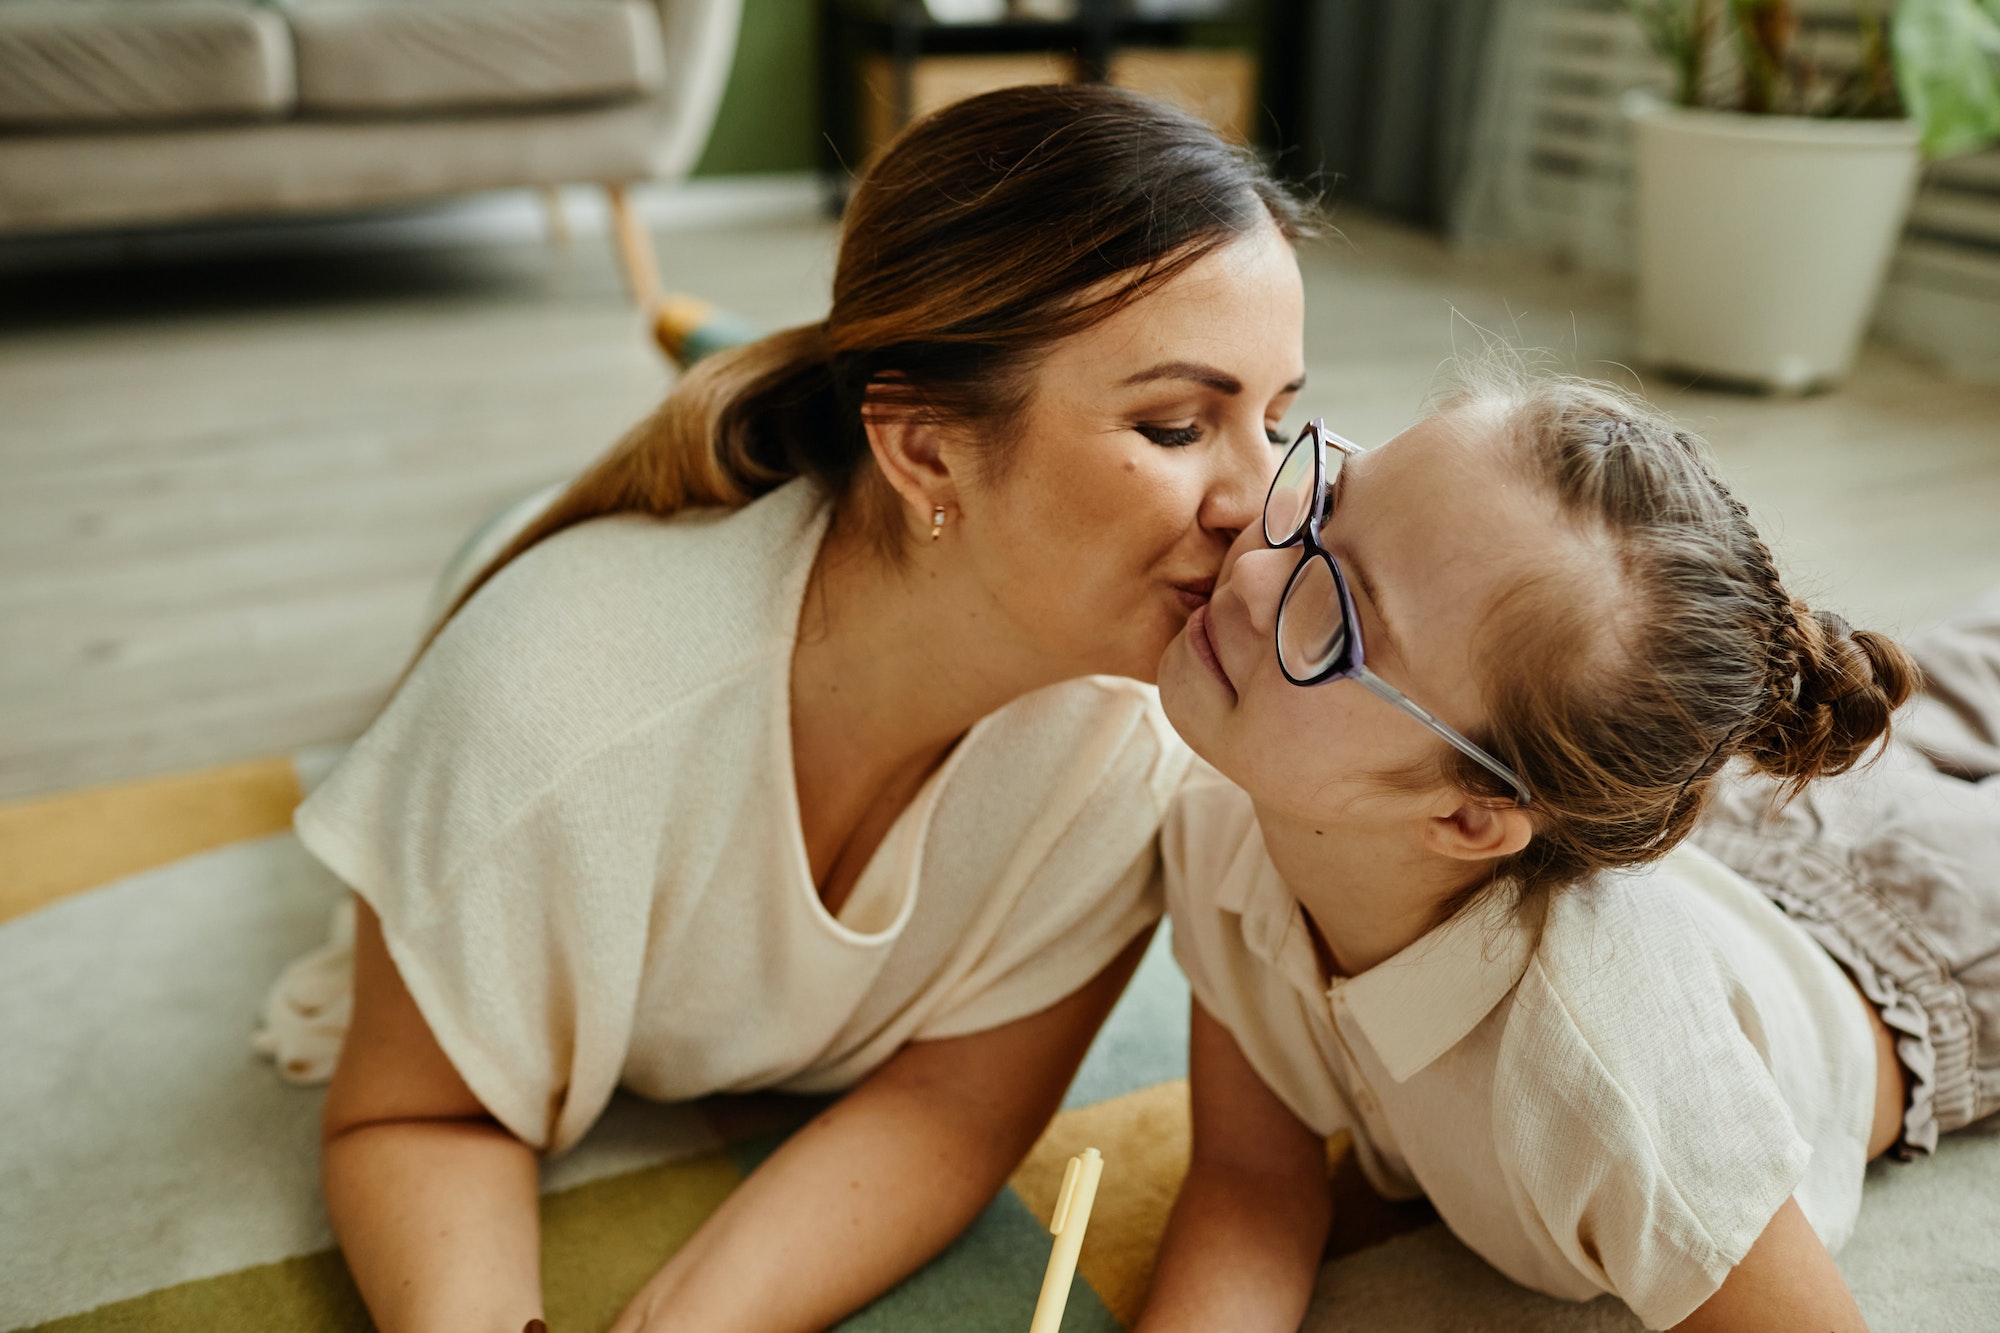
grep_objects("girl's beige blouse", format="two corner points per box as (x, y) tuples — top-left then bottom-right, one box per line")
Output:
(1163, 767), (1878, 1331)
(295, 480), (1189, 1154)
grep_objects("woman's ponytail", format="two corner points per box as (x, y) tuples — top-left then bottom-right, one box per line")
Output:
(408, 82), (1311, 668)
(414, 320), (847, 658)
(1741, 603), (1918, 790)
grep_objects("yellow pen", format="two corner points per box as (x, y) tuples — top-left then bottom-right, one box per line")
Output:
(1029, 1147), (1103, 1333)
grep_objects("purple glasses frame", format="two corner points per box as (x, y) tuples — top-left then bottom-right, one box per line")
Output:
(1264, 419), (1532, 806)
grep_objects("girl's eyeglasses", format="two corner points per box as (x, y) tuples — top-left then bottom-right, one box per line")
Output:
(1265, 420), (1532, 806)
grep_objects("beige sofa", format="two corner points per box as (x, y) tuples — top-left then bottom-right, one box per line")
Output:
(0, 0), (741, 296)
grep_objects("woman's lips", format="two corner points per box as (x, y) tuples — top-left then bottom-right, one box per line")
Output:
(1171, 577), (1216, 613)
(1185, 602), (1236, 701)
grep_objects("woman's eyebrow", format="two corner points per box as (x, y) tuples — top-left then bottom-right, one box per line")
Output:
(1119, 363), (1310, 397)
(1122, 360), (1242, 393)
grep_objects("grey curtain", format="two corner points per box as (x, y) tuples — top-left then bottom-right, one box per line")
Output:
(1284, 0), (1498, 228)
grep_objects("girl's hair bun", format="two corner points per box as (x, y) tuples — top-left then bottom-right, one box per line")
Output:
(1742, 603), (1918, 787)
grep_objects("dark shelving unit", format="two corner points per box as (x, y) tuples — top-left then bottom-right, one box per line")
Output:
(819, 0), (1249, 208)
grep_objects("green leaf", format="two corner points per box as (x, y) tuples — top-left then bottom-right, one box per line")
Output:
(1626, 0), (1710, 106)
(1893, 0), (2000, 157)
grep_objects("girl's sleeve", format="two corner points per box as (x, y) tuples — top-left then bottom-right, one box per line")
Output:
(1496, 954), (1813, 1330)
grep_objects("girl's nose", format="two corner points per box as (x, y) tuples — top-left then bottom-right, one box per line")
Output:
(1225, 546), (1294, 637)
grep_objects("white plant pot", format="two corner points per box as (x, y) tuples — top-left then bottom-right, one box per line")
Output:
(1628, 100), (1921, 392)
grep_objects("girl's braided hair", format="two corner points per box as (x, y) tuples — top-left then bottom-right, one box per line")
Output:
(1437, 373), (1915, 898)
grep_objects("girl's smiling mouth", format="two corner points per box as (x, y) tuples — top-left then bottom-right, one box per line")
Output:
(1186, 601), (1236, 700)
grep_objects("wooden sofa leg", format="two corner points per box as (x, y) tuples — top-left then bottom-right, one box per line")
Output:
(604, 182), (662, 308)
(540, 185), (570, 249)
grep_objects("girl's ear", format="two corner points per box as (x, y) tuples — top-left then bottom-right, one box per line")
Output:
(861, 374), (956, 520)
(1425, 798), (1534, 864)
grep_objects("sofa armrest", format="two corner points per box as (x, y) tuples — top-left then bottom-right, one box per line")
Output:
(642, 0), (744, 180)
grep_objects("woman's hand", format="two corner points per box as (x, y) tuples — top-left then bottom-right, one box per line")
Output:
(1672, 1196), (1868, 1332)
(1137, 1000), (1331, 1333)
(320, 897), (546, 1333)
(607, 930), (1154, 1333)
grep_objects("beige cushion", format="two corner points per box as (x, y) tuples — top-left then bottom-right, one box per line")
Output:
(0, 1), (294, 128)
(288, 0), (666, 116)
(0, 101), (672, 233)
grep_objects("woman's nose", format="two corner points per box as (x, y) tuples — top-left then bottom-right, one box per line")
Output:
(1202, 427), (1280, 541)
(1225, 546), (1293, 637)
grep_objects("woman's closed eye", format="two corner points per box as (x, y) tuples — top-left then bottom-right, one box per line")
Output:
(1133, 422), (1291, 448)
(1135, 422), (1203, 448)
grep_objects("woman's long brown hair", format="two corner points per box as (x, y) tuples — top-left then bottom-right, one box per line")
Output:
(411, 84), (1312, 668)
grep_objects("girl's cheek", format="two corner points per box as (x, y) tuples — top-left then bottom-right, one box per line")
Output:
(1242, 681), (1308, 769)
(1261, 689), (1368, 788)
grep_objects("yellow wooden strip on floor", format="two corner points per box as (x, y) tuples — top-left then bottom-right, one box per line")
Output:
(0, 757), (302, 925)
(1011, 1080), (1193, 1326)
(22, 1150), (745, 1333)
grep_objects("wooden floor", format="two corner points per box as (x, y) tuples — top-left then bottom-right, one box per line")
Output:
(3, 209), (1996, 801)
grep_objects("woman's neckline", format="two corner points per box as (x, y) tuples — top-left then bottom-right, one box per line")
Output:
(768, 485), (994, 933)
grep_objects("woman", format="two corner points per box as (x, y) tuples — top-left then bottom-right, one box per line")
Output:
(285, 86), (1313, 1331)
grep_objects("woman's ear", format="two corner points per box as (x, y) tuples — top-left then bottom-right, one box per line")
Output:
(861, 375), (955, 521)
(1425, 798), (1534, 864)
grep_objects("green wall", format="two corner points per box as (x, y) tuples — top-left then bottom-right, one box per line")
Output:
(690, 0), (821, 176)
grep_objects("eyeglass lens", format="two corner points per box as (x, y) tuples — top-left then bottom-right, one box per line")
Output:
(1264, 432), (1317, 546)
(1278, 554), (1351, 679)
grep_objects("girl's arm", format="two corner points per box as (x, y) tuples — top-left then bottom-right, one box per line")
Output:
(1673, 1196), (1867, 1333)
(1137, 1000), (1331, 1333)
(320, 897), (545, 1333)
(607, 928), (1154, 1333)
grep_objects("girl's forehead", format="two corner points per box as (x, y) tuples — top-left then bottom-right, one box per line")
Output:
(1360, 421), (1564, 585)
(1378, 407), (1497, 458)
(1370, 411), (1529, 493)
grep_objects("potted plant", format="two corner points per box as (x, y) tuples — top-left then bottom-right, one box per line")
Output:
(1625, 0), (2000, 391)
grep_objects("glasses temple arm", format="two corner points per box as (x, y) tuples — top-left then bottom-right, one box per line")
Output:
(1353, 667), (1532, 806)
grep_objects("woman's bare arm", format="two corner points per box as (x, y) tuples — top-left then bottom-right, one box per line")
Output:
(1137, 1000), (1331, 1333)
(320, 897), (544, 1333)
(1673, 1196), (1868, 1333)
(607, 929), (1154, 1333)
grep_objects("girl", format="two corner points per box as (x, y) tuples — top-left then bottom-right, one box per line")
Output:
(269, 86), (1313, 1333)
(1144, 377), (1998, 1330)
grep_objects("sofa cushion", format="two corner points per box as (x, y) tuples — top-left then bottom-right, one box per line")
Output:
(0, 1), (295, 128)
(287, 0), (666, 116)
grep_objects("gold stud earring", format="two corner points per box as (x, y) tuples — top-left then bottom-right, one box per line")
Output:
(931, 506), (946, 541)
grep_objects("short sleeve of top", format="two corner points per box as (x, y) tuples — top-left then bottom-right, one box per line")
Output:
(1492, 878), (1817, 1328)
(296, 480), (1190, 1154)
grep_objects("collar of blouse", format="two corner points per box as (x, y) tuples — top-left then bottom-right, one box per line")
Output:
(1226, 837), (1547, 1083)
